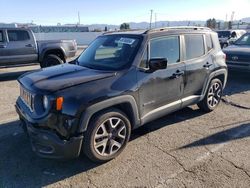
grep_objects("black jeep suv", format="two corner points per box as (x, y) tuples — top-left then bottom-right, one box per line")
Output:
(16, 27), (227, 162)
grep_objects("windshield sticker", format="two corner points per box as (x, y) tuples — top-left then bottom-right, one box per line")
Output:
(117, 38), (135, 45)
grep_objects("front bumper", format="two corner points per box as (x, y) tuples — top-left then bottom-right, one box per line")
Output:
(16, 102), (83, 159)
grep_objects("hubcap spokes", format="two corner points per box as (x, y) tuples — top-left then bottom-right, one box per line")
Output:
(207, 82), (222, 108)
(94, 117), (126, 156)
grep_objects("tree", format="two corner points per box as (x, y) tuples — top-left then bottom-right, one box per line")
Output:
(206, 18), (217, 29)
(228, 21), (232, 29)
(120, 23), (130, 30)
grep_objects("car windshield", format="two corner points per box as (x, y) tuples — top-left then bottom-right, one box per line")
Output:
(217, 31), (231, 38)
(234, 33), (250, 45)
(77, 35), (141, 70)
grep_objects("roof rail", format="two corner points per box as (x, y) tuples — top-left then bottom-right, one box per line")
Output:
(144, 26), (212, 34)
(103, 29), (144, 35)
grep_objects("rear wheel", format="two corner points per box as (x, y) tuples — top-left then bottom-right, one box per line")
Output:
(41, 54), (64, 68)
(198, 78), (223, 112)
(83, 109), (131, 163)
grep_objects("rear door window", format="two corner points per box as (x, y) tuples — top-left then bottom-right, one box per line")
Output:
(150, 36), (180, 64)
(184, 35), (205, 60)
(0, 31), (3, 42)
(7, 30), (30, 41)
(206, 34), (213, 52)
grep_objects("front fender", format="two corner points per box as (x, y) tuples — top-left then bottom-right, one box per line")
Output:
(78, 95), (140, 133)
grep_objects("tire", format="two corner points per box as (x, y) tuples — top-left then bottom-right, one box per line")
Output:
(222, 43), (228, 49)
(83, 108), (131, 163)
(198, 78), (223, 112)
(40, 54), (64, 68)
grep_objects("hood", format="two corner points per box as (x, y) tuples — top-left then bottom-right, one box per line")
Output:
(18, 64), (116, 93)
(223, 45), (250, 55)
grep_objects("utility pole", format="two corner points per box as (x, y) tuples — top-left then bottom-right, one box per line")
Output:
(78, 11), (81, 25)
(150, 9), (153, 29)
(155, 13), (157, 28)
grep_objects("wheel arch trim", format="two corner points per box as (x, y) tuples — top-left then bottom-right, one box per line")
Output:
(200, 68), (228, 100)
(39, 47), (66, 62)
(78, 95), (140, 133)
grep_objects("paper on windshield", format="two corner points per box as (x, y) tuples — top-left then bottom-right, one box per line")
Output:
(117, 38), (135, 45)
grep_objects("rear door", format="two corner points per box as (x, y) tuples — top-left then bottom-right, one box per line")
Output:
(182, 34), (214, 102)
(0, 29), (8, 65)
(2, 29), (38, 65)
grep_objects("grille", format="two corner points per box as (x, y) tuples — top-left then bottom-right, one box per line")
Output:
(20, 86), (34, 111)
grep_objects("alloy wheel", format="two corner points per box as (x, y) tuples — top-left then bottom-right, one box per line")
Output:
(94, 117), (127, 156)
(207, 82), (222, 108)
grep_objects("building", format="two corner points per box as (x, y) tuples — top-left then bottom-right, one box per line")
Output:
(0, 23), (89, 32)
(29, 25), (89, 33)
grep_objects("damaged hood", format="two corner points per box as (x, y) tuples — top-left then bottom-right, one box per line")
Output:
(18, 64), (116, 93)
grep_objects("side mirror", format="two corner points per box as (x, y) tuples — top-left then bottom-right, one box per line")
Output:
(148, 58), (168, 72)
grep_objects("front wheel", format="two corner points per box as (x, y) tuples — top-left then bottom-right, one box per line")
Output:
(83, 109), (131, 163)
(198, 78), (223, 112)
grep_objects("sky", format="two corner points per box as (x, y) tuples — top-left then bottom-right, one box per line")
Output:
(0, 0), (250, 25)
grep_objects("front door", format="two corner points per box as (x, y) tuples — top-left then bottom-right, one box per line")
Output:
(138, 35), (185, 124)
(1, 29), (38, 65)
(0, 30), (8, 66)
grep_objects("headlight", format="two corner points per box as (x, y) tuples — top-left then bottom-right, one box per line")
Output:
(43, 96), (49, 109)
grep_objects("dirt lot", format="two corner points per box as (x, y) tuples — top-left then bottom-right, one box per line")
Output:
(0, 59), (250, 187)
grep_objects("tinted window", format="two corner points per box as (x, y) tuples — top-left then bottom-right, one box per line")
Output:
(185, 35), (205, 60)
(217, 31), (231, 38)
(206, 34), (213, 51)
(0, 31), (3, 42)
(78, 35), (141, 70)
(8, 30), (30, 41)
(150, 36), (180, 64)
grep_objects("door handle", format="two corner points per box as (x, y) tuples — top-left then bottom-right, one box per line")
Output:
(25, 44), (33, 47)
(171, 70), (184, 79)
(0, 44), (6, 48)
(203, 62), (213, 68)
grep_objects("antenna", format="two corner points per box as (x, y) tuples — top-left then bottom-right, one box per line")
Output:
(155, 13), (157, 28)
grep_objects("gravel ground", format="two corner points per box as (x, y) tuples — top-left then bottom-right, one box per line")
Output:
(0, 60), (249, 188)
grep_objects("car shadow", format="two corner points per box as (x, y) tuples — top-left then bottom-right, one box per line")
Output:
(0, 71), (29, 81)
(0, 107), (204, 187)
(0, 121), (101, 187)
(131, 107), (205, 141)
(180, 123), (250, 149)
(0, 65), (39, 82)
